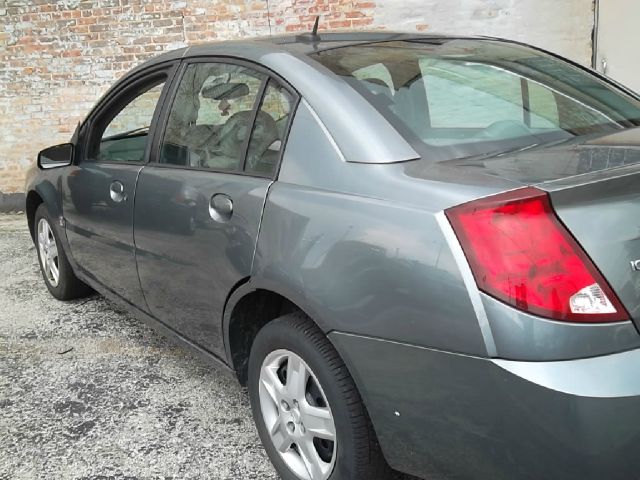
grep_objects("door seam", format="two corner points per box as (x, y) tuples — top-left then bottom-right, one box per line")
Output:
(132, 165), (152, 314)
(250, 179), (275, 273)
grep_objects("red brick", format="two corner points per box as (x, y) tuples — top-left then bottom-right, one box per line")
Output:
(329, 20), (352, 28)
(0, 0), (380, 193)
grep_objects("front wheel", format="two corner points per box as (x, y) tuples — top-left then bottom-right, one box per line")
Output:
(35, 203), (91, 300)
(248, 312), (391, 480)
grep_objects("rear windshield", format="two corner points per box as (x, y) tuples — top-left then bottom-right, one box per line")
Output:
(311, 39), (640, 161)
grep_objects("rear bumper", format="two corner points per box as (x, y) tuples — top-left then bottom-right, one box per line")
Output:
(329, 332), (640, 480)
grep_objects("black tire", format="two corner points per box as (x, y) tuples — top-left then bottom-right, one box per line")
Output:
(248, 312), (391, 480)
(34, 203), (92, 300)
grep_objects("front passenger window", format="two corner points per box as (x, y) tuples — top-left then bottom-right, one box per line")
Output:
(87, 80), (165, 163)
(160, 63), (265, 171)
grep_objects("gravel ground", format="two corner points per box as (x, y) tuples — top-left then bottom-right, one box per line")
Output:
(0, 214), (278, 479)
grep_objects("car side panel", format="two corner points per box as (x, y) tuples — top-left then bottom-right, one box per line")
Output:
(251, 100), (488, 355)
(256, 100), (640, 362)
(25, 167), (73, 263)
(330, 331), (640, 480)
(62, 163), (147, 308)
(28, 170), (64, 225)
(134, 166), (271, 355)
(253, 180), (487, 356)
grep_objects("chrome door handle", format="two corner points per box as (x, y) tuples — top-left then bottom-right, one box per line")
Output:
(209, 193), (233, 222)
(110, 180), (127, 203)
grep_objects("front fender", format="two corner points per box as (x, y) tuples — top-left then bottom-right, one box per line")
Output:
(26, 167), (76, 269)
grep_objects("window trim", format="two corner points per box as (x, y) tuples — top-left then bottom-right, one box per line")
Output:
(240, 76), (269, 172)
(149, 55), (301, 180)
(78, 62), (179, 167)
(244, 79), (298, 177)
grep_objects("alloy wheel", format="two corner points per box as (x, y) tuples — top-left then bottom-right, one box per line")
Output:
(37, 218), (60, 287)
(259, 349), (337, 480)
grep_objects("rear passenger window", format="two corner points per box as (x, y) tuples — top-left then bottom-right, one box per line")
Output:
(159, 62), (265, 171)
(245, 80), (294, 177)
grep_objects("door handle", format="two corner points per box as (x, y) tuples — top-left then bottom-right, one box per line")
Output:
(209, 193), (233, 222)
(110, 180), (127, 203)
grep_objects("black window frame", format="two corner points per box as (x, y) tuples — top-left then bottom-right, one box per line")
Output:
(78, 62), (179, 167)
(244, 77), (297, 176)
(149, 56), (301, 180)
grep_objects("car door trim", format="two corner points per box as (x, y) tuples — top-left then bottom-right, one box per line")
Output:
(240, 76), (269, 172)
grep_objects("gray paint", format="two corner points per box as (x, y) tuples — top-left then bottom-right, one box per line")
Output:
(495, 347), (640, 398)
(257, 100), (502, 355)
(543, 159), (640, 333)
(23, 32), (640, 480)
(330, 331), (640, 480)
(436, 211), (496, 356)
(63, 163), (148, 308)
(134, 166), (271, 355)
(483, 293), (640, 360)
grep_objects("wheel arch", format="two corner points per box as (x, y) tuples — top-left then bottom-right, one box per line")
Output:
(26, 179), (63, 241)
(26, 190), (44, 241)
(223, 279), (330, 385)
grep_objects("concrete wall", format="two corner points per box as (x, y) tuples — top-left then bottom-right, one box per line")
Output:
(0, 0), (595, 207)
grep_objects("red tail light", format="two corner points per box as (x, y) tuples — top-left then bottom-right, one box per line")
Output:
(446, 187), (628, 323)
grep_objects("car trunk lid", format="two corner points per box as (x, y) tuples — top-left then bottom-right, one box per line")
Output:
(545, 167), (640, 328)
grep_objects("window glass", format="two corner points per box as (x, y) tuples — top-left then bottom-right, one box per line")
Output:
(527, 80), (560, 128)
(88, 80), (165, 163)
(421, 59), (524, 130)
(245, 80), (294, 176)
(353, 63), (394, 93)
(160, 63), (265, 171)
(311, 40), (640, 161)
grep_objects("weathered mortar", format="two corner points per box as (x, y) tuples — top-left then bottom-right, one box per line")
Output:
(0, 0), (595, 203)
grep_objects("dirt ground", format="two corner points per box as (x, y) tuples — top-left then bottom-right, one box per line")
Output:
(0, 214), (278, 479)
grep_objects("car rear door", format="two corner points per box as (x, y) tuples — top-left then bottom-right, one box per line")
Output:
(133, 58), (297, 355)
(63, 63), (178, 307)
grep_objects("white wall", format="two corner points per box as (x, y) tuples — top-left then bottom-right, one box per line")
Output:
(371, 0), (595, 65)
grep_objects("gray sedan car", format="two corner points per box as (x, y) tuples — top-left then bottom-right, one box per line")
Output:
(26, 32), (640, 480)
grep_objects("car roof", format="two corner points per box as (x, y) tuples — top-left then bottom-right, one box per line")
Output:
(114, 32), (495, 165)
(141, 31), (486, 68)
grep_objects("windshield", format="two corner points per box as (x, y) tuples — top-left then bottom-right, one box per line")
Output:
(311, 39), (640, 161)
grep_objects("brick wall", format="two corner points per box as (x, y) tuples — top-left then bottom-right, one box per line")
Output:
(0, 0), (595, 199)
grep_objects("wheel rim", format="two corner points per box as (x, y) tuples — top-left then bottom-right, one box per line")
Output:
(37, 218), (60, 287)
(259, 349), (337, 480)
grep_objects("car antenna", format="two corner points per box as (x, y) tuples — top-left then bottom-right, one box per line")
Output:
(296, 16), (321, 48)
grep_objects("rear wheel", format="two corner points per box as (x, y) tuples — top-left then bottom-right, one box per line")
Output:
(248, 312), (391, 480)
(35, 204), (91, 300)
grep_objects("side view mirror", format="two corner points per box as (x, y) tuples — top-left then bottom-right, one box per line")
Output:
(38, 143), (74, 169)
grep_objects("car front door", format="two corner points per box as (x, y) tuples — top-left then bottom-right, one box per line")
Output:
(134, 59), (296, 355)
(62, 64), (177, 307)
